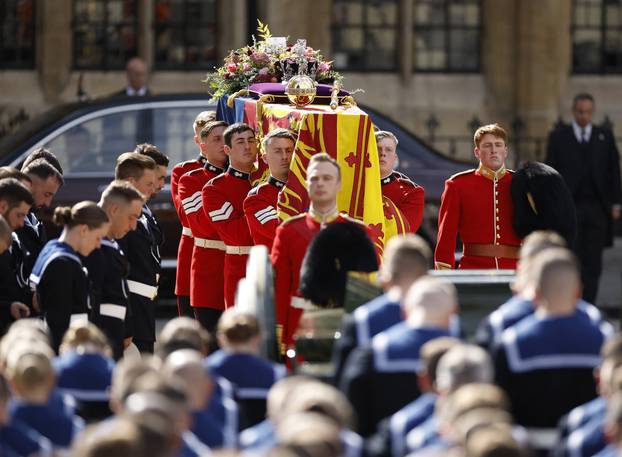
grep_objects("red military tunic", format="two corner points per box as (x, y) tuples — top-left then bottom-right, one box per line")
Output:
(271, 210), (362, 349)
(170, 156), (206, 297)
(243, 176), (285, 251)
(381, 171), (425, 233)
(202, 167), (253, 307)
(178, 162), (226, 310)
(435, 164), (522, 270)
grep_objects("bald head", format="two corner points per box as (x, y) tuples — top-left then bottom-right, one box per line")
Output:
(403, 277), (457, 328)
(126, 57), (148, 91)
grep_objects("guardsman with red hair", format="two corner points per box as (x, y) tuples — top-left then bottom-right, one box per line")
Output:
(170, 111), (215, 317)
(203, 123), (257, 308)
(177, 120), (228, 332)
(376, 130), (425, 233)
(244, 128), (295, 251)
(435, 123), (522, 270)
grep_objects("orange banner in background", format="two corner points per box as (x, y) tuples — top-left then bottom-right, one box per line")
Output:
(244, 100), (402, 253)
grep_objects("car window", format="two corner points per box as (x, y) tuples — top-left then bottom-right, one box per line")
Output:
(45, 110), (146, 175)
(152, 107), (202, 165)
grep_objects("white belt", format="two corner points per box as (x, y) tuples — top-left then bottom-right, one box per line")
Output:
(70, 313), (88, 324)
(100, 303), (127, 320)
(127, 280), (158, 300)
(225, 245), (252, 255)
(182, 226), (193, 237)
(291, 296), (317, 310)
(525, 428), (558, 450)
(194, 237), (226, 250)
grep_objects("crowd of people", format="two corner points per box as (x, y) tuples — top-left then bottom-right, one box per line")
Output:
(0, 90), (620, 457)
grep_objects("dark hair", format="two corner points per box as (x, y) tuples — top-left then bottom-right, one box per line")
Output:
(200, 120), (229, 139)
(217, 310), (260, 345)
(262, 128), (296, 151)
(21, 147), (64, 175)
(115, 152), (157, 180)
(0, 178), (34, 208)
(100, 180), (145, 208)
(134, 143), (170, 167)
(22, 158), (64, 186)
(0, 215), (10, 242)
(573, 93), (595, 108)
(0, 167), (32, 184)
(53, 201), (109, 229)
(223, 123), (254, 147)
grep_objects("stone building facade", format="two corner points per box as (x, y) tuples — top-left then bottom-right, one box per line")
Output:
(1, 0), (622, 162)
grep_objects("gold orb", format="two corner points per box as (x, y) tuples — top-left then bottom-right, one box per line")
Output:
(286, 75), (316, 108)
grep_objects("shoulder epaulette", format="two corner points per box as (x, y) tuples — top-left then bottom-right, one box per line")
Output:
(177, 159), (198, 168)
(247, 184), (263, 197)
(281, 213), (306, 226)
(448, 168), (476, 181)
(186, 167), (203, 177)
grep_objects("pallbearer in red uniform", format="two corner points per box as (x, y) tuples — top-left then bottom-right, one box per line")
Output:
(170, 111), (215, 317)
(376, 130), (425, 233)
(271, 153), (368, 350)
(244, 128), (296, 250)
(178, 120), (229, 332)
(203, 123), (257, 308)
(435, 123), (522, 270)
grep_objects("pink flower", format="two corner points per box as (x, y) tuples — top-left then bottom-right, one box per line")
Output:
(243, 63), (252, 72)
(250, 52), (270, 64)
(318, 62), (330, 73)
(227, 63), (237, 73)
(258, 67), (269, 76)
(271, 77), (278, 82)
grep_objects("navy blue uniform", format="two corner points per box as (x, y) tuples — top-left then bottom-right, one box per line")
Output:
(206, 350), (285, 430)
(200, 376), (239, 448)
(29, 240), (89, 350)
(8, 400), (83, 449)
(339, 322), (450, 437)
(552, 414), (607, 457)
(493, 310), (612, 428)
(0, 420), (53, 457)
(477, 295), (605, 350)
(118, 205), (162, 353)
(54, 351), (114, 422)
(84, 238), (130, 359)
(332, 293), (401, 385)
(16, 212), (47, 287)
(366, 393), (437, 457)
(557, 396), (605, 439)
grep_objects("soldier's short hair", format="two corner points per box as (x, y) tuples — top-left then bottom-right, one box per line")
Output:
(375, 130), (399, 147)
(223, 123), (254, 147)
(380, 234), (431, 283)
(282, 380), (354, 429)
(267, 376), (319, 422)
(193, 110), (217, 134)
(435, 345), (494, 393)
(262, 128), (297, 152)
(217, 309), (261, 346)
(420, 337), (461, 385)
(474, 123), (508, 148)
(200, 120), (229, 140)
(22, 158), (64, 186)
(464, 422), (526, 457)
(100, 180), (145, 209)
(60, 321), (112, 357)
(21, 147), (64, 175)
(156, 317), (211, 359)
(308, 152), (341, 180)
(115, 152), (157, 180)
(275, 412), (343, 457)
(0, 178), (34, 208)
(0, 167), (31, 184)
(134, 143), (169, 167)
(531, 247), (579, 298)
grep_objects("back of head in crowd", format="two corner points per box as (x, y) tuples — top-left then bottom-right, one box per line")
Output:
(403, 276), (458, 328)
(267, 376), (319, 424)
(380, 234), (432, 294)
(163, 349), (213, 411)
(99, 180), (145, 239)
(530, 248), (580, 315)
(0, 166), (32, 185)
(0, 177), (34, 229)
(464, 423), (529, 457)
(418, 337), (462, 394)
(21, 147), (64, 175)
(514, 230), (566, 294)
(156, 317), (211, 358)
(110, 356), (160, 413)
(60, 321), (112, 357)
(275, 412), (343, 457)
(217, 309), (262, 353)
(435, 344), (494, 394)
(6, 348), (55, 403)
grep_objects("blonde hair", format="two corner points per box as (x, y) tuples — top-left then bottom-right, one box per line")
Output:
(60, 321), (112, 357)
(217, 309), (261, 345)
(193, 111), (217, 134)
(473, 123), (508, 148)
(375, 130), (399, 147)
(7, 349), (54, 395)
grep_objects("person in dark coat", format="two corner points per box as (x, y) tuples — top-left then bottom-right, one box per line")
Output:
(546, 93), (622, 303)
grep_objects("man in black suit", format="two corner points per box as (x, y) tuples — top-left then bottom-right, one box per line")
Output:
(111, 57), (151, 97)
(546, 93), (622, 303)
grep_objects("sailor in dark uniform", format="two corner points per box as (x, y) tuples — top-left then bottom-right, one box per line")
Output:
(332, 234), (431, 386)
(0, 178), (34, 329)
(84, 180), (144, 359)
(493, 249), (613, 436)
(339, 277), (457, 437)
(30, 202), (109, 351)
(114, 152), (159, 353)
(206, 309), (286, 430)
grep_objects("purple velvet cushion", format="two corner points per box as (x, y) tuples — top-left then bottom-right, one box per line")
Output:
(248, 83), (349, 100)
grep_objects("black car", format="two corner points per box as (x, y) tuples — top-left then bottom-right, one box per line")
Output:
(0, 93), (471, 306)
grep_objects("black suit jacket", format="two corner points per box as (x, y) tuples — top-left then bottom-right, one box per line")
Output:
(109, 87), (152, 98)
(546, 124), (622, 245)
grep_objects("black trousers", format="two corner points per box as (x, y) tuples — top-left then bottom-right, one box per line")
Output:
(193, 307), (223, 335)
(575, 200), (608, 304)
(177, 295), (193, 318)
(129, 292), (156, 354)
